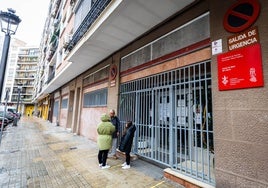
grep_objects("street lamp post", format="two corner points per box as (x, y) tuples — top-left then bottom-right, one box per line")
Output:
(0, 8), (21, 101)
(13, 83), (22, 126)
(0, 89), (9, 145)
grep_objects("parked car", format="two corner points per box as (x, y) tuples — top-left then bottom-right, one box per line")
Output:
(7, 107), (20, 119)
(0, 111), (12, 123)
(6, 111), (16, 122)
(0, 113), (9, 129)
(0, 106), (20, 122)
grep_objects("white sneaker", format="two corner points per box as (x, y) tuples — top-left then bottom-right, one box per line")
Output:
(101, 165), (110, 169)
(99, 163), (108, 167)
(122, 165), (130, 169)
(121, 162), (127, 167)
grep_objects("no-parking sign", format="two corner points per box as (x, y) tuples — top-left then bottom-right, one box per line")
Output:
(223, 0), (260, 33)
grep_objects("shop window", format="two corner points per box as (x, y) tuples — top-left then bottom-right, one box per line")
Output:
(53, 100), (59, 117)
(121, 13), (209, 72)
(61, 98), (68, 109)
(83, 88), (107, 107)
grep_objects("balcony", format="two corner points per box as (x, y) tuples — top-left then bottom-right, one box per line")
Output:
(46, 70), (55, 84)
(66, 0), (112, 51)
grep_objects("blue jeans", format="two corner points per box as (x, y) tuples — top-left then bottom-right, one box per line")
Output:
(109, 138), (117, 155)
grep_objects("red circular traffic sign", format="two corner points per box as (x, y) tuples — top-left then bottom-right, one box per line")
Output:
(223, 0), (260, 33)
(110, 64), (117, 80)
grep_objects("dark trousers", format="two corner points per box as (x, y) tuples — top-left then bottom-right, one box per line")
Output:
(98, 149), (109, 166)
(126, 152), (130, 165)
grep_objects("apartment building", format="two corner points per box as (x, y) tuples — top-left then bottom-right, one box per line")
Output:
(0, 34), (39, 115)
(12, 47), (39, 115)
(34, 0), (268, 187)
(0, 37), (26, 103)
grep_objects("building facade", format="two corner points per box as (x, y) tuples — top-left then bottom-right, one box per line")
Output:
(0, 36), (38, 115)
(0, 37), (26, 103)
(34, 0), (268, 187)
(13, 47), (39, 115)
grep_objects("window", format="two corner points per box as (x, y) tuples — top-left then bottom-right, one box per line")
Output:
(83, 88), (107, 107)
(74, 0), (92, 32)
(121, 13), (209, 72)
(83, 65), (109, 85)
(53, 100), (59, 117)
(61, 98), (68, 108)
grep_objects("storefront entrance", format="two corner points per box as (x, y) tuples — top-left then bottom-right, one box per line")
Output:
(119, 60), (214, 185)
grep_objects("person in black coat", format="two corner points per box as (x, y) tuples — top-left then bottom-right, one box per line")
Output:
(119, 121), (136, 169)
(109, 109), (120, 159)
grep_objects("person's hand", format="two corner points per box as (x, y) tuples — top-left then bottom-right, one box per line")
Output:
(117, 132), (119, 136)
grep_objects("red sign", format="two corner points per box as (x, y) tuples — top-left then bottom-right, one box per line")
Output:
(223, 0), (260, 33)
(110, 64), (117, 80)
(217, 43), (263, 91)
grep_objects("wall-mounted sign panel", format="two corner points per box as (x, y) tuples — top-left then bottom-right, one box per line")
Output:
(212, 39), (223, 55)
(228, 26), (259, 51)
(217, 43), (263, 91)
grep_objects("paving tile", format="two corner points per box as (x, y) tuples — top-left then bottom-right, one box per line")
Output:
(0, 117), (184, 188)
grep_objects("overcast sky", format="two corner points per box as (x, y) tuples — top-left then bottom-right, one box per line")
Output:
(0, 0), (50, 46)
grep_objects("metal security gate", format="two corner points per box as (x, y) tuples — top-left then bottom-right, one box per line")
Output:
(119, 60), (214, 185)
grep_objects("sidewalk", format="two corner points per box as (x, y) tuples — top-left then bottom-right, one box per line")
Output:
(0, 117), (184, 188)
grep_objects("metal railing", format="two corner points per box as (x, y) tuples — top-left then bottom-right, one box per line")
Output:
(67, 0), (112, 51)
(46, 70), (55, 84)
(119, 60), (215, 185)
